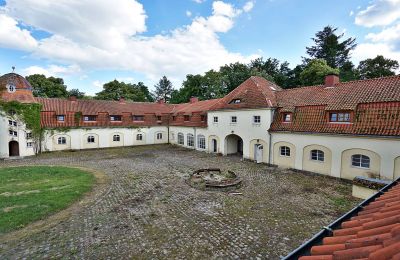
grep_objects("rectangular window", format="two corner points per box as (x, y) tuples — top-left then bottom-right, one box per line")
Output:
(230, 99), (241, 104)
(133, 115), (144, 121)
(197, 136), (206, 149)
(83, 115), (97, 122)
(213, 116), (218, 123)
(8, 120), (17, 126)
(26, 133), (33, 139)
(187, 134), (194, 147)
(57, 115), (65, 122)
(172, 116), (176, 121)
(157, 116), (162, 121)
(283, 113), (292, 122)
(231, 116), (237, 123)
(157, 133), (163, 140)
(184, 115), (190, 121)
(253, 116), (261, 123)
(27, 142), (33, 148)
(201, 115), (206, 122)
(110, 115), (122, 121)
(330, 112), (351, 122)
(9, 130), (17, 137)
(280, 146), (291, 157)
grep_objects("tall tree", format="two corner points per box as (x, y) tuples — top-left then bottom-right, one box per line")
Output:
(95, 80), (153, 102)
(300, 59), (339, 86)
(154, 76), (174, 102)
(219, 62), (252, 93)
(249, 57), (291, 88)
(357, 55), (399, 79)
(304, 26), (357, 68)
(26, 74), (69, 98)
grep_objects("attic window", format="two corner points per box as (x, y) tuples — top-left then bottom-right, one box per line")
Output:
(283, 113), (292, 122)
(329, 112), (351, 123)
(230, 99), (241, 104)
(110, 115), (122, 121)
(83, 115), (97, 122)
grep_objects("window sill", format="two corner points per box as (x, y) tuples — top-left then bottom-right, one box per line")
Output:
(328, 122), (353, 125)
(351, 165), (370, 170)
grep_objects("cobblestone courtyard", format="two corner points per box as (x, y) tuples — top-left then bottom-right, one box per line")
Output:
(0, 145), (359, 259)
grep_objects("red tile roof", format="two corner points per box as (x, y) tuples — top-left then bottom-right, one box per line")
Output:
(296, 180), (400, 260)
(0, 73), (35, 103)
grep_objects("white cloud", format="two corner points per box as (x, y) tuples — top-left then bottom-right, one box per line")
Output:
(92, 80), (103, 89)
(243, 1), (255, 13)
(23, 64), (81, 77)
(186, 10), (192, 17)
(0, 14), (37, 50)
(193, 0), (206, 3)
(355, 0), (400, 27)
(365, 23), (400, 43)
(0, 0), (257, 82)
(349, 10), (354, 17)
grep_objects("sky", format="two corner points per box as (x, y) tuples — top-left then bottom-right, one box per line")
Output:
(0, 0), (400, 95)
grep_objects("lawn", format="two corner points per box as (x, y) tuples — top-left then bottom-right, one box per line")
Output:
(0, 166), (95, 234)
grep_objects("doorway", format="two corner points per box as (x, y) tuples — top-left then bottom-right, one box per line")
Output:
(212, 139), (217, 153)
(254, 144), (263, 163)
(9, 141), (19, 157)
(225, 134), (243, 155)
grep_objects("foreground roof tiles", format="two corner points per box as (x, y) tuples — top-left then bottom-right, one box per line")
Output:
(298, 181), (400, 260)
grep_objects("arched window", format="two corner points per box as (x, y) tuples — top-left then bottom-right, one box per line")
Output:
(113, 134), (120, 142)
(197, 135), (206, 149)
(187, 134), (194, 147)
(178, 133), (184, 145)
(280, 146), (290, 156)
(58, 136), (66, 145)
(311, 149), (324, 162)
(352, 154), (370, 168)
(156, 132), (163, 140)
(136, 134), (143, 141)
(87, 135), (95, 143)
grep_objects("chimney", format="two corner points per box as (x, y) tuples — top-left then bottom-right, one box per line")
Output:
(325, 74), (340, 88)
(157, 98), (165, 104)
(190, 97), (199, 103)
(119, 97), (125, 104)
(69, 96), (77, 102)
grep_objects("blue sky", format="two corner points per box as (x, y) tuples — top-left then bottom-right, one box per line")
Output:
(0, 0), (399, 95)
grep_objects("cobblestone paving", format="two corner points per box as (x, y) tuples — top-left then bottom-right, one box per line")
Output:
(0, 145), (359, 259)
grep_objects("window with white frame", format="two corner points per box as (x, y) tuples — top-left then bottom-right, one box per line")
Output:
(283, 113), (292, 122)
(231, 116), (237, 123)
(87, 135), (95, 143)
(84, 115), (97, 122)
(58, 136), (66, 145)
(27, 142), (34, 148)
(330, 112), (351, 122)
(280, 146), (290, 157)
(213, 116), (218, 123)
(311, 150), (324, 162)
(178, 133), (184, 145)
(57, 115), (65, 122)
(187, 134), (194, 147)
(110, 115), (122, 121)
(156, 132), (163, 140)
(136, 134), (143, 141)
(113, 134), (121, 142)
(8, 120), (17, 126)
(9, 130), (17, 137)
(351, 154), (370, 169)
(26, 132), (33, 139)
(197, 135), (206, 149)
(253, 115), (261, 123)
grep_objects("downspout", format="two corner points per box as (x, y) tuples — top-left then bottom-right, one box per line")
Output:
(268, 108), (275, 164)
(194, 127), (196, 149)
(167, 114), (170, 144)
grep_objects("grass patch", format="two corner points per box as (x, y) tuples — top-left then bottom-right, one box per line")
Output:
(0, 166), (95, 234)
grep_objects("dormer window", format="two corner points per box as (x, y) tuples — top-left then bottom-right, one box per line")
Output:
(184, 115), (190, 121)
(157, 116), (162, 121)
(329, 112), (351, 123)
(283, 113), (292, 122)
(57, 115), (65, 122)
(133, 115), (144, 121)
(6, 83), (16, 93)
(83, 115), (97, 122)
(110, 115), (122, 121)
(230, 99), (241, 104)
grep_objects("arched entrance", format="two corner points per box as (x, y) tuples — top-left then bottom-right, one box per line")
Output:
(225, 134), (243, 155)
(212, 139), (218, 153)
(9, 141), (19, 157)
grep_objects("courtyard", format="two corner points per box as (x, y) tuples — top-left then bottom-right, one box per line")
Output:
(0, 145), (359, 259)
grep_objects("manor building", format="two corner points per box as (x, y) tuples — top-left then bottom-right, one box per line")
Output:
(1, 72), (400, 181)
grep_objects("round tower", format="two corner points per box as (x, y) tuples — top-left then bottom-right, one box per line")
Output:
(0, 70), (35, 103)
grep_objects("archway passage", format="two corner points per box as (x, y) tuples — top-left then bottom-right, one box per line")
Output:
(225, 134), (243, 155)
(9, 141), (19, 157)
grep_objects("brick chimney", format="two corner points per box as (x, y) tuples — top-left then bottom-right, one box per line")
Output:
(190, 97), (199, 103)
(69, 96), (77, 101)
(157, 98), (165, 104)
(325, 74), (340, 87)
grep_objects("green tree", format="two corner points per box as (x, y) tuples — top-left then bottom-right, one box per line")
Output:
(95, 80), (153, 102)
(249, 57), (291, 88)
(357, 55), (399, 79)
(154, 76), (174, 102)
(304, 26), (357, 69)
(68, 89), (86, 99)
(219, 62), (252, 93)
(300, 59), (339, 86)
(285, 65), (305, 88)
(26, 74), (69, 98)
(339, 61), (359, 82)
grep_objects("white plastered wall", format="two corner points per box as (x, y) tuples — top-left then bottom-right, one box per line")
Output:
(271, 132), (400, 180)
(169, 126), (209, 152)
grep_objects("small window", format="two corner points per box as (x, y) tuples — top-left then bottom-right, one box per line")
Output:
(330, 112), (350, 122)
(178, 133), (184, 145)
(187, 134), (194, 147)
(172, 116), (176, 121)
(230, 99), (241, 104)
(84, 116), (97, 122)
(133, 115), (144, 121)
(156, 133), (163, 140)
(113, 134), (121, 142)
(9, 120), (17, 126)
(253, 116), (261, 124)
(157, 116), (162, 121)
(213, 116), (218, 123)
(352, 154), (370, 169)
(283, 113), (292, 122)
(110, 115), (122, 121)
(7, 84), (16, 93)
(280, 146), (290, 157)
(26, 133), (33, 139)
(136, 134), (143, 141)
(57, 115), (65, 122)
(197, 135), (206, 149)
(311, 150), (324, 162)
(201, 115), (206, 122)
(87, 135), (95, 143)
(58, 136), (66, 145)
(184, 115), (190, 121)
(27, 142), (34, 148)
(231, 116), (237, 123)
(9, 130), (17, 137)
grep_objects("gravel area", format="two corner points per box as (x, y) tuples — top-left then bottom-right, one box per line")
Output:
(0, 144), (359, 259)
